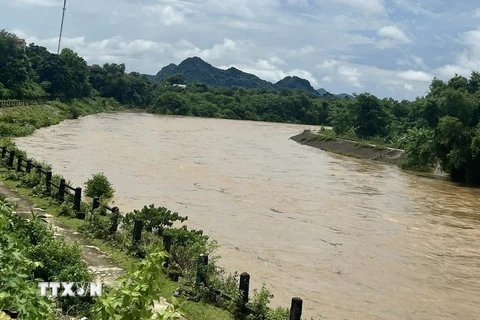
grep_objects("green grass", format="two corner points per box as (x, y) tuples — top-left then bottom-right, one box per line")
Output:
(0, 97), (124, 138)
(1, 177), (233, 320)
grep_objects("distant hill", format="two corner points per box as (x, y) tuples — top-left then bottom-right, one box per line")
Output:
(147, 57), (352, 97)
(274, 76), (318, 95)
(317, 88), (354, 99)
(150, 57), (275, 90)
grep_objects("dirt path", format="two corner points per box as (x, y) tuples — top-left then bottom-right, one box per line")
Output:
(0, 179), (183, 319)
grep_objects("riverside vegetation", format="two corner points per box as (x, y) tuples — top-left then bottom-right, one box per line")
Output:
(1, 27), (480, 318)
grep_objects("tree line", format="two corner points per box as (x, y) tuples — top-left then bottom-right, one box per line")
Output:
(1, 30), (480, 184)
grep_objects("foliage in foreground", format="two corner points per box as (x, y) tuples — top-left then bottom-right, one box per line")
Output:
(92, 249), (184, 320)
(0, 199), (93, 319)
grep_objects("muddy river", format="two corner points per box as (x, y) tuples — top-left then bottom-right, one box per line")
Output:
(14, 112), (480, 320)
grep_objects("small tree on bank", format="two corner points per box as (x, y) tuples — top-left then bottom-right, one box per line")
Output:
(84, 172), (115, 201)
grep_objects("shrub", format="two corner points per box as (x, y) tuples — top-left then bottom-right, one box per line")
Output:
(91, 249), (184, 319)
(124, 204), (187, 236)
(80, 211), (111, 240)
(163, 226), (218, 278)
(84, 172), (115, 200)
(246, 285), (275, 320)
(57, 202), (74, 217)
(27, 236), (88, 282)
(0, 201), (57, 319)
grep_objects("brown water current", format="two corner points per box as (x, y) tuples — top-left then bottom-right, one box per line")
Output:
(14, 112), (480, 320)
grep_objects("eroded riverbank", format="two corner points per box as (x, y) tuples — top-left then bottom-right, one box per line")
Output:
(290, 130), (406, 166)
(13, 112), (480, 320)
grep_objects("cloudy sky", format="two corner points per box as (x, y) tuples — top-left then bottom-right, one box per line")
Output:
(2, 0), (480, 100)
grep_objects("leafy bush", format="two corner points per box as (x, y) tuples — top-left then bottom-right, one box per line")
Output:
(57, 201), (74, 217)
(91, 249), (184, 320)
(81, 211), (111, 240)
(84, 172), (115, 200)
(246, 285), (273, 319)
(164, 226), (217, 278)
(124, 204), (187, 236)
(27, 236), (88, 283)
(0, 201), (56, 319)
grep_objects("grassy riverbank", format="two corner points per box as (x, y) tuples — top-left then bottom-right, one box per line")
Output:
(0, 97), (124, 138)
(291, 129), (406, 166)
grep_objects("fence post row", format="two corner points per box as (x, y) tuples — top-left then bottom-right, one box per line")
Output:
(74, 187), (81, 212)
(132, 219), (143, 242)
(26, 160), (32, 173)
(58, 178), (66, 202)
(289, 297), (303, 320)
(45, 171), (52, 194)
(239, 272), (250, 312)
(195, 254), (209, 286)
(109, 207), (120, 233)
(91, 197), (100, 213)
(163, 235), (172, 268)
(8, 150), (15, 168)
(16, 155), (23, 172)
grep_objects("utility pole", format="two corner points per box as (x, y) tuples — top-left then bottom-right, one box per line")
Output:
(57, 0), (67, 54)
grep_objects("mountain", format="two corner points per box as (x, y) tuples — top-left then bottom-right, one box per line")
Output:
(151, 57), (275, 90)
(317, 88), (354, 99)
(274, 76), (318, 95)
(148, 56), (352, 98)
(316, 88), (328, 95)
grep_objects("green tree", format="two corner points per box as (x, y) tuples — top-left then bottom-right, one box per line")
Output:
(351, 93), (391, 137)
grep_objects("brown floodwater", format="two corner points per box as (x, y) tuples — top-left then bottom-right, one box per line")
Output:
(14, 112), (480, 320)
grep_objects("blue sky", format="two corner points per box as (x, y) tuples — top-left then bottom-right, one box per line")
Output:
(2, 0), (480, 100)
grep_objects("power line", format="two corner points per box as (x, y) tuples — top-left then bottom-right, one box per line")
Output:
(57, 0), (67, 55)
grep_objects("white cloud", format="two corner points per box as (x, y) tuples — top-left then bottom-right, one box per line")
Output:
(268, 55), (286, 65)
(286, 45), (315, 57)
(435, 28), (480, 79)
(395, 54), (428, 70)
(180, 38), (250, 62)
(143, 5), (187, 26)
(392, 0), (438, 17)
(322, 76), (332, 83)
(333, 0), (386, 15)
(378, 25), (410, 42)
(376, 25), (412, 49)
(338, 66), (363, 88)
(314, 57), (435, 97)
(397, 70), (433, 82)
(287, 0), (309, 6)
(475, 8), (480, 18)
(317, 59), (339, 71)
(13, 0), (57, 6)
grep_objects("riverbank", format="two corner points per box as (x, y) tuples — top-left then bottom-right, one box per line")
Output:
(290, 130), (406, 166)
